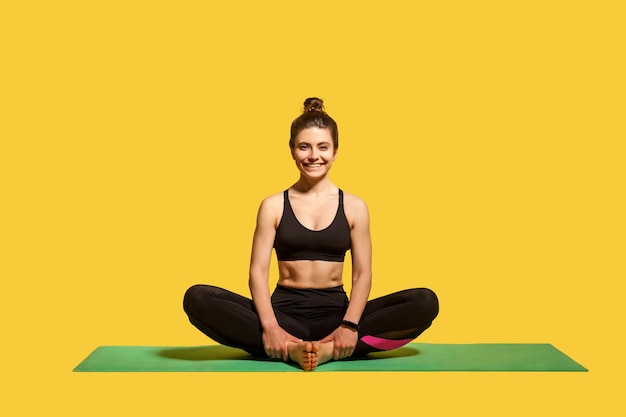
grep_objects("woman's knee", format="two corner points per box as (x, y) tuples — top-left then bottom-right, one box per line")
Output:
(183, 284), (213, 314)
(413, 287), (439, 321)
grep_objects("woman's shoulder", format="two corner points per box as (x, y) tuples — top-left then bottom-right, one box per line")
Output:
(341, 190), (369, 215)
(341, 189), (367, 205)
(262, 190), (285, 202)
(257, 191), (285, 214)
(260, 190), (284, 204)
(254, 191), (285, 228)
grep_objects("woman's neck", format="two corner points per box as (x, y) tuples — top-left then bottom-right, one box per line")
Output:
(292, 176), (336, 194)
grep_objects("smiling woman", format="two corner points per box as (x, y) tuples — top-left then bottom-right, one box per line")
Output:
(291, 127), (337, 180)
(182, 97), (439, 371)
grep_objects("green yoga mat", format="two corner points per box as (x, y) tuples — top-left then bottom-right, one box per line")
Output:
(73, 343), (587, 372)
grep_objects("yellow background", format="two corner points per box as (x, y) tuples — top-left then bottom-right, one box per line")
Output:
(2, 1), (624, 415)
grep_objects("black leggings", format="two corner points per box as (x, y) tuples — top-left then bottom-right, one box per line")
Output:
(183, 284), (439, 357)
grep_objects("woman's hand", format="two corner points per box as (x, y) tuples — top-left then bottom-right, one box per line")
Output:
(321, 326), (358, 360)
(262, 324), (302, 362)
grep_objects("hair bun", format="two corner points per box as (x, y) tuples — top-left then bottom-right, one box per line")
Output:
(303, 97), (324, 113)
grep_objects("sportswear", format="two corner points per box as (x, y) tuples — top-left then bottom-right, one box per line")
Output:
(183, 284), (439, 357)
(273, 189), (351, 262)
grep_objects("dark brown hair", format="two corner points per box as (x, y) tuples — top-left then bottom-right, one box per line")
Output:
(289, 97), (339, 150)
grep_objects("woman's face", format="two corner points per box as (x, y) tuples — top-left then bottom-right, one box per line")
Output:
(291, 127), (337, 179)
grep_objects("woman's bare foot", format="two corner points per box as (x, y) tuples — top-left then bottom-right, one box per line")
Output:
(288, 341), (319, 371)
(287, 341), (335, 371)
(315, 341), (334, 367)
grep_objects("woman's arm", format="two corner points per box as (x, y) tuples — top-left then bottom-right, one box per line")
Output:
(322, 194), (372, 359)
(248, 195), (301, 361)
(344, 195), (372, 325)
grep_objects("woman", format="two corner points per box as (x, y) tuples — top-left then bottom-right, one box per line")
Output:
(183, 98), (438, 371)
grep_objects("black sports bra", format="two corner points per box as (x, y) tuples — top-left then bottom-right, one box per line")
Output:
(274, 189), (351, 262)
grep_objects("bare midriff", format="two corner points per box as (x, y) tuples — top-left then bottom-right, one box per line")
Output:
(277, 260), (344, 289)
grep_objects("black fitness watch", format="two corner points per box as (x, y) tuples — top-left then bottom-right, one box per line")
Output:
(341, 320), (360, 332)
